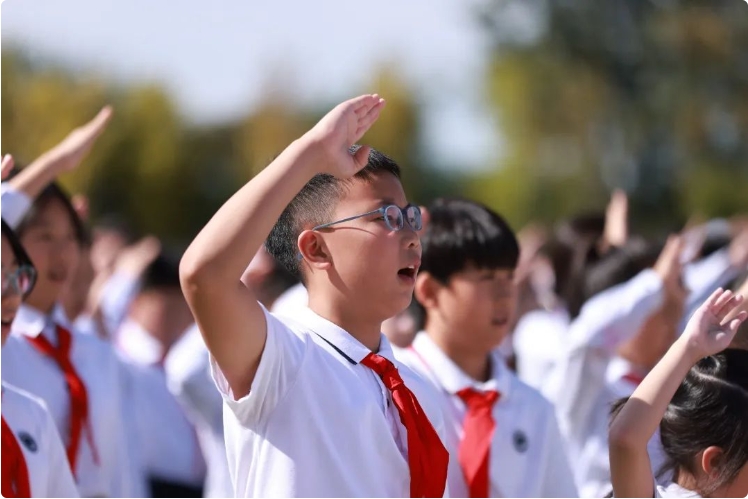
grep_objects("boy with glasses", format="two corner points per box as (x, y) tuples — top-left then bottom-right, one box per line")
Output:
(180, 95), (449, 498)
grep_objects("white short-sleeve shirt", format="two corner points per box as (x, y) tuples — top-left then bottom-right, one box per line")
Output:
(210, 305), (448, 498)
(1, 303), (142, 497)
(1, 382), (79, 498)
(167, 324), (233, 498)
(395, 333), (578, 498)
(512, 306), (571, 391)
(655, 482), (701, 498)
(116, 319), (207, 489)
(540, 269), (665, 497)
(1, 182), (32, 229)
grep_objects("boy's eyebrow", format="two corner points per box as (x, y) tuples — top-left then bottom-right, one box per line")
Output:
(374, 198), (408, 208)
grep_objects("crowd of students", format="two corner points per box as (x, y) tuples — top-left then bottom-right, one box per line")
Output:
(1, 95), (747, 498)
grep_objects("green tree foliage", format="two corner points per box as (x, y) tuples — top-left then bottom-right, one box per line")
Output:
(470, 0), (748, 232)
(1, 50), (446, 244)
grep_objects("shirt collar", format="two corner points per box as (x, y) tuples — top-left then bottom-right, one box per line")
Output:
(51, 303), (72, 329)
(294, 307), (396, 364)
(410, 332), (512, 400)
(607, 355), (647, 396)
(12, 303), (51, 339)
(12, 302), (75, 343)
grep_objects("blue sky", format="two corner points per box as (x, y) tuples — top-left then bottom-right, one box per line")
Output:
(1, 0), (512, 171)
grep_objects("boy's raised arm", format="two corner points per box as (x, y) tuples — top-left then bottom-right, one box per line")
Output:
(179, 94), (385, 398)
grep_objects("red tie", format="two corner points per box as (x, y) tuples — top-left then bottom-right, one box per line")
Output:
(360, 353), (449, 498)
(26, 325), (99, 476)
(1, 416), (31, 498)
(622, 371), (645, 386)
(457, 388), (500, 498)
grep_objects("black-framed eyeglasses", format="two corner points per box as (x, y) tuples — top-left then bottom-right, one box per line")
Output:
(312, 204), (422, 233)
(1, 265), (37, 297)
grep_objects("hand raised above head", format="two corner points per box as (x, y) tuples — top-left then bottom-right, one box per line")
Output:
(604, 188), (628, 250)
(304, 94), (385, 179)
(681, 288), (747, 360)
(729, 229), (748, 268)
(653, 235), (684, 287)
(1, 154), (14, 181)
(47, 105), (113, 174)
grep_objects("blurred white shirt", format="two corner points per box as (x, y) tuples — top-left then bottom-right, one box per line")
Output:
(2, 303), (143, 497)
(513, 306), (570, 391)
(396, 333), (578, 498)
(1, 382), (79, 498)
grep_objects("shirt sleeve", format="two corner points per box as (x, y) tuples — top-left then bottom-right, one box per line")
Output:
(41, 403), (80, 498)
(679, 247), (740, 333)
(565, 269), (664, 354)
(543, 269), (664, 456)
(109, 357), (149, 498)
(1, 182), (33, 229)
(174, 352), (224, 434)
(209, 304), (307, 427)
(540, 407), (579, 498)
(99, 272), (141, 337)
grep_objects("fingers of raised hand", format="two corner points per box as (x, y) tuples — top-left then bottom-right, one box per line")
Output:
(710, 290), (743, 322)
(655, 235), (684, 281)
(68, 106), (113, 145)
(85, 106), (113, 135)
(726, 310), (748, 334)
(665, 235), (685, 264)
(1, 154), (14, 180)
(354, 97), (385, 141)
(351, 94), (382, 117)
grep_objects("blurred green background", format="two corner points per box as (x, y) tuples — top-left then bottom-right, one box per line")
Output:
(2, 0), (747, 247)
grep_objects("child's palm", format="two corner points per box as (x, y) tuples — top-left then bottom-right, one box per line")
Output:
(307, 94), (385, 179)
(53, 106), (113, 172)
(684, 289), (747, 357)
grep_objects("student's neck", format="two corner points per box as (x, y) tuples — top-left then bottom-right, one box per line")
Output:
(308, 296), (382, 352)
(425, 319), (492, 382)
(675, 469), (705, 497)
(24, 295), (56, 316)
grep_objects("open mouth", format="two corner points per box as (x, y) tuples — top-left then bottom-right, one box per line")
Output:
(397, 266), (418, 281)
(1, 319), (14, 327)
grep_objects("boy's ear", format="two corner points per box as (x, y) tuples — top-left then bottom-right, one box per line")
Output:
(415, 271), (441, 310)
(297, 230), (332, 272)
(700, 446), (724, 478)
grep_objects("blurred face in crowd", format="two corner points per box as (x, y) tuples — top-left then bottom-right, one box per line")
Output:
(90, 226), (128, 275)
(419, 265), (517, 354)
(62, 244), (95, 321)
(21, 197), (81, 313)
(130, 288), (194, 349)
(2, 235), (23, 345)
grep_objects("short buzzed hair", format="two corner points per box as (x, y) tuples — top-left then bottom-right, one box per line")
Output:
(265, 146), (401, 281)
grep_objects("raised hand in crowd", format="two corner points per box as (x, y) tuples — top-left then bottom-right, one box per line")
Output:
(8, 106), (112, 199)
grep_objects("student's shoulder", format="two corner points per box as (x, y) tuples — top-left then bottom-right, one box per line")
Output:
(392, 344), (425, 373)
(1, 381), (51, 420)
(265, 306), (318, 343)
(72, 327), (116, 355)
(499, 357), (555, 412)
